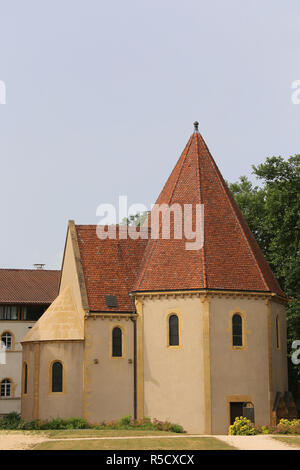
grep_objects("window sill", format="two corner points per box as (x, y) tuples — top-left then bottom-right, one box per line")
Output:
(0, 397), (19, 400)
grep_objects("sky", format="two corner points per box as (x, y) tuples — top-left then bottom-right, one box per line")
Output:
(0, 0), (299, 269)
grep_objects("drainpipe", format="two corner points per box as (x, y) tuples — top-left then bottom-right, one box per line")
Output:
(130, 294), (137, 420)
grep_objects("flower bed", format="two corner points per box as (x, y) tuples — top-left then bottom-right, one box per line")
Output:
(229, 416), (300, 435)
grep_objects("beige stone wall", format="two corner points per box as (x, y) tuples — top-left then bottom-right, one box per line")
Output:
(270, 300), (288, 394)
(83, 317), (134, 424)
(141, 296), (206, 434)
(21, 342), (36, 420)
(22, 341), (84, 421)
(210, 297), (268, 433)
(38, 341), (84, 420)
(209, 296), (288, 434)
(0, 321), (36, 415)
(140, 294), (288, 434)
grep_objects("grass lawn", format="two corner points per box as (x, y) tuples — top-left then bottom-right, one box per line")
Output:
(271, 436), (300, 448)
(34, 436), (236, 451)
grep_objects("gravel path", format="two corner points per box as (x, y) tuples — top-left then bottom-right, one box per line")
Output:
(0, 433), (48, 450)
(215, 434), (300, 450)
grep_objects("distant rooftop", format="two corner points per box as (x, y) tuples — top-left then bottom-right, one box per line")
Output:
(0, 268), (60, 304)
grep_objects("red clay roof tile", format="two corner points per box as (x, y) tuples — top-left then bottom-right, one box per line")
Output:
(0, 269), (60, 304)
(134, 131), (285, 296)
(75, 225), (148, 312)
(74, 129), (284, 304)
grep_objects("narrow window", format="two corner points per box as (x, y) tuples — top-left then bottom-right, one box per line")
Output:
(232, 314), (243, 347)
(1, 332), (12, 350)
(1, 379), (11, 397)
(52, 361), (63, 392)
(276, 316), (280, 349)
(169, 314), (179, 346)
(112, 327), (122, 357)
(23, 363), (28, 394)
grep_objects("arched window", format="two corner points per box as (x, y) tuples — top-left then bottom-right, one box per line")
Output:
(23, 362), (28, 394)
(276, 315), (281, 349)
(232, 314), (243, 347)
(51, 361), (63, 392)
(1, 332), (12, 350)
(169, 314), (179, 346)
(112, 327), (122, 357)
(1, 379), (11, 397)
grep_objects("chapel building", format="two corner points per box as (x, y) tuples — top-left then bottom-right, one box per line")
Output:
(21, 124), (289, 433)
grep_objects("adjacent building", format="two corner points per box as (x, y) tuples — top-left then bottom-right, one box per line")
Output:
(0, 268), (60, 415)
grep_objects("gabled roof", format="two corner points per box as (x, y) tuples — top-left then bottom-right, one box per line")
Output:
(134, 127), (285, 297)
(21, 286), (83, 342)
(75, 225), (148, 312)
(0, 269), (60, 304)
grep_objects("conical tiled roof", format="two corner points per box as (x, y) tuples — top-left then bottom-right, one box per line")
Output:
(21, 286), (84, 342)
(134, 126), (284, 296)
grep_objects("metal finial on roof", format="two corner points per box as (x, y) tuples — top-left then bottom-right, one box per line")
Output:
(193, 121), (199, 133)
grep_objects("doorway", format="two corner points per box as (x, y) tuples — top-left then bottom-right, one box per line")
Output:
(229, 401), (255, 425)
(230, 402), (244, 425)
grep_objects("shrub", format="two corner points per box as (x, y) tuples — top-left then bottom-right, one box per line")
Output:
(45, 418), (68, 430)
(228, 416), (258, 435)
(258, 425), (271, 434)
(40, 417), (90, 430)
(169, 423), (185, 433)
(275, 419), (300, 435)
(117, 415), (132, 427)
(64, 417), (90, 429)
(18, 419), (43, 430)
(0, 413), (185, 433)
(237, 419), (300, 436)
(93, 416), (185, 432)
(0, 412), (21, 429)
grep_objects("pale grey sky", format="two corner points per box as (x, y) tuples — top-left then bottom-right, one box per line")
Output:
(0, 0), (299, 269)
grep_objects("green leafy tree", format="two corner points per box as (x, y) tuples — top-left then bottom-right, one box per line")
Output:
(229, 155), (300, 392)
(120, 211), (149, 227)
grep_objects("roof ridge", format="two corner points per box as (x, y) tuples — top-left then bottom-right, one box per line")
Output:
(195, 133), (207, 288)
(75, 224), (151, 232)
(0, 268), (60, 272)
(199, 134), (270, 291)
(21, 286), (84, 343)
(136, 135), (194, 288)
(166, 135), (194, 206)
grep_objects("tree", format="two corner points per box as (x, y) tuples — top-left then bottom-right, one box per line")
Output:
(229, 155), (300, 393)
(120, 211), (149, 227)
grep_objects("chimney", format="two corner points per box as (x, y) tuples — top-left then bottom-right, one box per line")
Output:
(33, 264), (45, 270)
